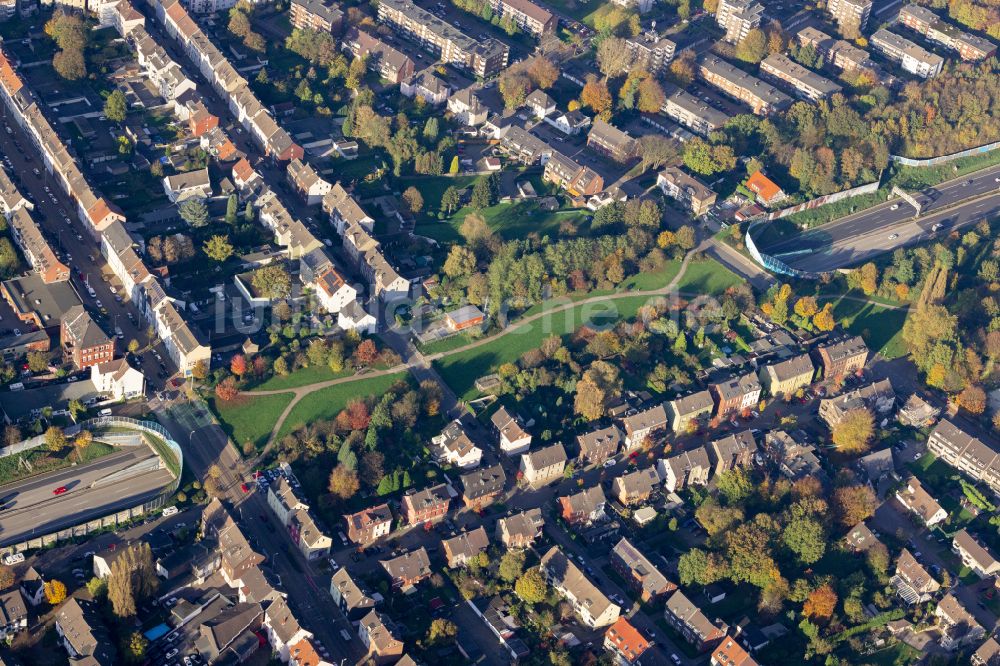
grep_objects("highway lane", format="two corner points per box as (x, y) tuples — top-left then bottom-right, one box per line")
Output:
(0, 446), (174, 546)
(757, 163), (1000, 272)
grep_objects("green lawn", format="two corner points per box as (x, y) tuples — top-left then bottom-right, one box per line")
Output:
(435, 295), (658, 399)
(415, 200), (591, 243)
(828, 297), (908, 359)
(251, 365), (353, 391)
(209, 392), (295, 451)
(396, 175), (478, 214)
(622, 259), (683, 291)
(0, 440), (115, 487)
(674, 258), (742, 295)
(276, 373), (409, 440)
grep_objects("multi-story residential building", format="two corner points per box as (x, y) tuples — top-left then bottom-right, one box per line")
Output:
(666, 390), (715, 433)
(358, 610), (404, 664)
(698, 56), (792, 116)
(201, 498), (265, 588)
(442, 526), (490, 568)
(621, 404), (669, 450)
(401, 484), (451, 526)
(487, 0), (556, 36)
(827, 0), (871, 34)
(520, 443), (567, 485)
(711, 636), (760, 666)
(289, 0), (343, 33)
(339, 213), (410, 302)
(496, 509), (544, 550)
(263, 597), (312, 663)
(745, 171), (787, 207)
(287, 158), (332, 206)
(491, 406), (532, 456)
(612, 468), (661, 505)
(401, 69), (450, 105)
(587, 119), (638, 162)
(898, 4), (996, 61)
(330, 568), (376, 621)
(432, 419), (483, 469)
(544, 109), (592, 136)
(91, 358), (145, 400)
(814, 335), (868, 378)
(708, 430), (757, 477)
(543, 151), (605, 197)
(61, 305), (114, 370)
(312, 264), (357, 315)
(8, 208), (69, 284)
(577, 425), (622, 466)
(624, 32), (676, 74)
(163, 168), (212, 203)
(871, 28), (944, 78)
(604, 618), (651, 666)
(893, 548), (940, 604)
(716, 0), (763, 43)
(759, 54), (842, 101)
(798, 26), (881, 75)
(710, 372), (761, 417)
(657, 167), (717, 216)
(447, 87), (489, 126)
(818, 378), (895, 427)
(659, 446), (712, 492)
(758, 354), (814, 398)
(662, 88), (731, 136)
(664, 590), (726, 652)
(459, 463), (506, 510)
(845, 521), (883, 552)
(55, 598), (117, 666)
(540, 547), (621, 628)
(973, 637), (1000, 665)
(0, 589), (27, 641)
(377, 0), (509, 78)
(927, 419), (1000, 491)
(953, 529), (1000, 578)
(896, 477), (947, 527)
(559, 486), (607, 526)
(498, 125), (554, 165)
(611, 538), (677, 603)
(267, 478), (331, 561)
(936, 594), (985, 650)
(344, 504), (394, 545)
(343, 28), (415, 85)
(380, 547), (432, 590)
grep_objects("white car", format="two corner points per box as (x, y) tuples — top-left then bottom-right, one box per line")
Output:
(166, 648), (179, 659)
(602, 458), (616, 468)
(890, 203), (899, 210)
(888, 233), (899, 240)
(12, 329), (20, 337)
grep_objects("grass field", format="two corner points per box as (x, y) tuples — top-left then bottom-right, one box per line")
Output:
(0, 440), (114, 487)
(674, 259), (742, 295)
(828, 297), (908, 359)
(435, 295), (659, 399)
(276, 373), (409, 440)
(621, 260), (683, 291)
(251, 365), (353, 392)
(415, 200), (591, 243)
(209, 392), (295, 451)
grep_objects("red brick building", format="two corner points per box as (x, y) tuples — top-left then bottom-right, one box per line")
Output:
(401, 484), (451, 526)
(61, 305), (114, 370)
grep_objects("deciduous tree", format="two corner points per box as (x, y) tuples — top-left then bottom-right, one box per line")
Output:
(831, 408), (874, 454)
(328, 465), (359, 499)
(514, 568), (547, 604)
(44, 579), (67, 605)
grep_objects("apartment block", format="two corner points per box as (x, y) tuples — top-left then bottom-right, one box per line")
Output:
(377, 0), (509, 78)
(539, 547), (621, 628)
(664, 590), (726, 652)
(898, 4), (996, 61)
(289, 0), (343, 33)
(698, 56), (793, 116)
(657, 167), (717, 216)
(759, 54), (842, 101)
(543, 152), (605, 197)
(759, 353), (814, 398)
(716, 0), (762, 44)
(662, 89), (731, 136)
(487, 0), (556, 36)
(827, 0), (871, 35)
(871, 28), (944, 78)
(611, 538), (677, 602)
(343, 28), (415, 85)
(710, 372), (761, 417)
(587, 119), (638, 162)
(61, 305), (114, 370)
(927, 419), (1000, 492)
(625, 32), (677, 74)
(708, 430), (756, 477)
(814, 335), (868, 378)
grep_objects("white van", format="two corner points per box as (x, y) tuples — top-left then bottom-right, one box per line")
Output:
(2, 553), (25, 565)
(162, 506), (179, 517)
(99, 408), (113, 416)
(8, 382), (23, 392)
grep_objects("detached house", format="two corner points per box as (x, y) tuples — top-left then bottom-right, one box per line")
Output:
(708, 430), (756, 476)
(448, 87), (489, 126)
(432, 419), (483, 469)
(893, 548), (940, 604)
(664, 590), (726, 653)
(559, 486), (607, 526)
(611, 537), (677, 603)
(896, 477), (947, 527)
(710, 372), (761, 417)
(442, 526), (490, 568)
(401, 484), (451, 526)
(744, 171), (786, 207)
(621, 404), (669, 450)
(496, 508), (544, 549)
(0, 588), (27, 641)
(401, 69), (450, 105)
(525, 89), (556, 118)
(604, 617), (650, 666)
(545, 109), (592, 135)
(344, 503), (393, 545)
(539, 547), (621, 628)
(91, 358), (145, 400)
(612, 468), (661, 505)
(936, 594), (985, 650)
(666, 390), (714, 433)
(953, 530), (1000, 578)
(520, 443), (567, 485)
(758, 354), (814, 398)
(163, 168), (211, 203)
(659, 446), (711, 493)
(492, 406), (532, 456)
(460, 463), (506, 510)
(381, 547), (432, 590)
(577, 425), (622, 466)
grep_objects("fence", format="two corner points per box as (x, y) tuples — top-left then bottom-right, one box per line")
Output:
(890, 141), (1000, 167)
(764, 181), (882, 221)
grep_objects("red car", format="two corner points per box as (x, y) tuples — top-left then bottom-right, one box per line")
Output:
(240, 483), (249, 493)
(53, 486), (68, 495)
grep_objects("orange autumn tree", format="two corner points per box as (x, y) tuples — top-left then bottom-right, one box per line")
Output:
(803, 584), (837, 622)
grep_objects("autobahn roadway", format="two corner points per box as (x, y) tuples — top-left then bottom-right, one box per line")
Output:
(758, 162), (1000, 273)
(0, 447), (173, 546)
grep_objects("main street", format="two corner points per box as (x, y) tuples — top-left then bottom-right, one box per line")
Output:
(757, 163), (1000, 273)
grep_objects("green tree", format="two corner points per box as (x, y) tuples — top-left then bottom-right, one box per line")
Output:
(782, 514), (826, 564)
(831, 408), (875, 454)
(178, 197), (210, 227)
(250, 264), (292, 300)
(499, 550), (526, 583)
(514, 568), (548, 604)
(440, 186), (461, 215)
(736, 28), (768, 63)
(225, 194), (238, 225)
(203, 234), (234, 262)
(402, 186), (424, 214)
(716, 468), (753, 505)
(104, 89), (128, 123)
(45, 426), (67, 452)
(449, 155), (460, 174)
(470, 174), (499, 209)
(125, 632), (148, 663)
(426, 618), (458, 645)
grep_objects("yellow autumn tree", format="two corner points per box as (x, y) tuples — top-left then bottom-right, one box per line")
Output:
(794, 296), (818, 318)
(812, 303), (836, 331)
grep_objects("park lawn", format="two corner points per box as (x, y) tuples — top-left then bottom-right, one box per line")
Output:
(415, 200), (591, 243)
(251, 365), (353, 391)
(276, 372), (409, 440)
(674, 258), (742, 295)
(435, 295), (658, 399)
(829, 297), (908, 359)
(396, 175), (478, 214)
(621, 259), (683, 291)
(210, 392), (295, 452)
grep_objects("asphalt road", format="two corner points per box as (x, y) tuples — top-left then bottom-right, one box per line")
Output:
(0, 446), (173, 546)
(0, 105), (172, 388)
(757, 163), (1000, 272)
